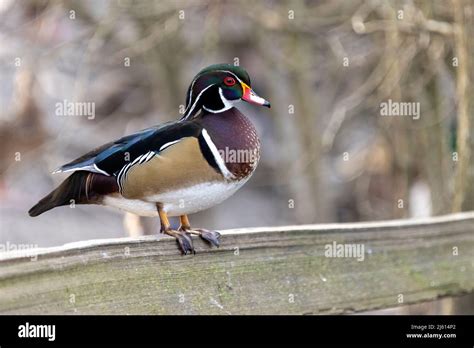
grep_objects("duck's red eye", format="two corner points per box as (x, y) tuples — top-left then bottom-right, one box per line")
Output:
(224, 77), (236, 86)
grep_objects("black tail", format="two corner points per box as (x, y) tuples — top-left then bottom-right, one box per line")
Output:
(29, 171), (94, 217)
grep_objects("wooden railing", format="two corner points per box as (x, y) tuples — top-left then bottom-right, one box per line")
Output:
(0, 212), (473, 314)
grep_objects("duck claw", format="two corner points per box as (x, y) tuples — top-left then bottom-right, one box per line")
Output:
(177, 231), (195, 255)
(163, 229), (195, 255)
(194, 229), (221, 247)
(177, 226), (221, 249)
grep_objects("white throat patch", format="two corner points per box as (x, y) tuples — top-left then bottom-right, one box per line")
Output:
(203, 87), (237, 114)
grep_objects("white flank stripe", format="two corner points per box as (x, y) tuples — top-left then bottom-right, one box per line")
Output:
(117, 151), (155, 193)
(201, 129), (235, 180)
(159, 139), (181, 152)
(145, 151), (155, 161)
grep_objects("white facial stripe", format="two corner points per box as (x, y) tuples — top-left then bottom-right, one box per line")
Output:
(219, 87), (234, 109)
(201, 129), (235, 180)
(182, 69), (248, 120)
(212, 70), (246, 86)
(188, 78), (196, 106)
(183, 83), (215, 119)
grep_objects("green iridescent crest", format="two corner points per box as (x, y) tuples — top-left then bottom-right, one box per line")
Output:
(181, 63), (269, 120)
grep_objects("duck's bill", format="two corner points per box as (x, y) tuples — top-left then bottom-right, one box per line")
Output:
(241, 83), (271, 108)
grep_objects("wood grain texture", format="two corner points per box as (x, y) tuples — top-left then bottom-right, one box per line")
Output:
(0, 213), (473, 314)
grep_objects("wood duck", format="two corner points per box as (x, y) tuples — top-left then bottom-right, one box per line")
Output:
(29, 64), (270, 254)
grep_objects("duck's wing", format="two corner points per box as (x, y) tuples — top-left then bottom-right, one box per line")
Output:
(53, 121), (205, 177)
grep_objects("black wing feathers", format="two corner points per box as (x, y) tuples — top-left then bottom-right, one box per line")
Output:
(57, 121), (203, 176)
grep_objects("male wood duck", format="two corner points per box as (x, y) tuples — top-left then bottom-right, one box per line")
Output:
(29, 64), (270, 254)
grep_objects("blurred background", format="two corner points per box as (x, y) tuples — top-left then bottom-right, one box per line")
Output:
(0, 0), (473, 248)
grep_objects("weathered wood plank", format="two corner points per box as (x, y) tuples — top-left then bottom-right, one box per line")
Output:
(0, 213), (473, 314)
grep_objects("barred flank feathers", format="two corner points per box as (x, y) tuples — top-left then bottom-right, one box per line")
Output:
(28, 171), (93, 217)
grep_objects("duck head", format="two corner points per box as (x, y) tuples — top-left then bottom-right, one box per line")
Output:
(181, 63), (270, 120)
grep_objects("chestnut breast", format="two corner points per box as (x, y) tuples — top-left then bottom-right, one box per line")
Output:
(199, 108), (260, 180)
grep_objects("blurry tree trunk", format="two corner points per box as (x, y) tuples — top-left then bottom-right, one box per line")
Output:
(284, 33), (328, 223)
(380, 4), (409, 219)
(453, 0), (474, 212)
(123, 212), (145, 237)
(412, 2), (450, 216)
(421, 62), (451, 215)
